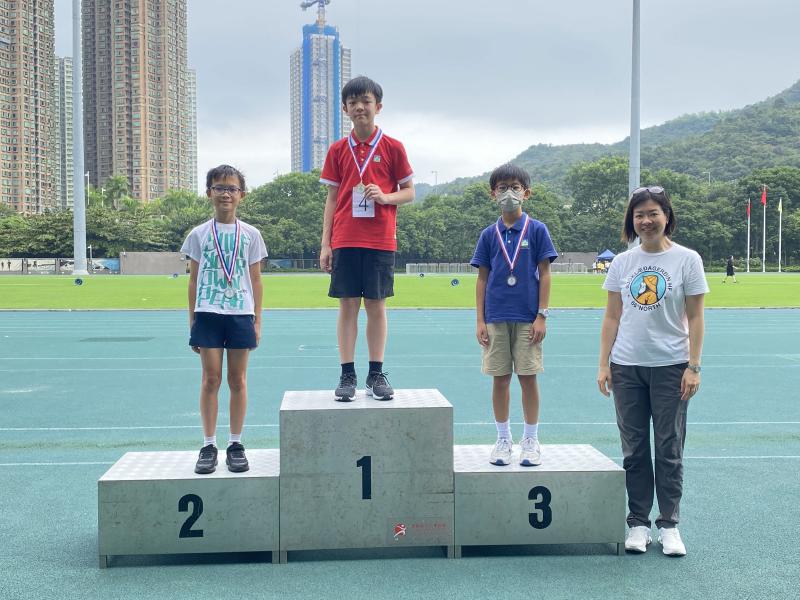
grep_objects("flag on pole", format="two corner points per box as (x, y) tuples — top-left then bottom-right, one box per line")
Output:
(761, 187), (767, 205)
(778, 197), (782, 214)
(747, 199), (751, 218)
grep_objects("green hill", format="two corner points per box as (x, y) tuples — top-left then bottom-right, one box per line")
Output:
(430, 78), (800, 196)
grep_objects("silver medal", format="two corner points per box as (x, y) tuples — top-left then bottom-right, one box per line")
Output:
(507, 274), (517, 287)
(223, 287), (236, 299)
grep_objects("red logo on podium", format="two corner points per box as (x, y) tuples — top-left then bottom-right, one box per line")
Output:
(393, 523), (406, 540)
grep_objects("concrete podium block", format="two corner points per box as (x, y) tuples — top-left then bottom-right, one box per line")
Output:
(454, 444), (625, 555)
(98, 449), (280, 567)
(279, 389), (454, 555)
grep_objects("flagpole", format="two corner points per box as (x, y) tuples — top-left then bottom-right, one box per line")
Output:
(778, 197), (782, 273)
(761, 185), (766, 273)
(746, 198), (751, 273)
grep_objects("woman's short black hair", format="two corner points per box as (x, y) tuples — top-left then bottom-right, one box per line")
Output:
(621, 186), (676, 242)
(489, 163), (530, 190)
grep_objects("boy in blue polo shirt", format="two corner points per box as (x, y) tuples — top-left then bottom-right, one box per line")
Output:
(471, 164), (558, 466)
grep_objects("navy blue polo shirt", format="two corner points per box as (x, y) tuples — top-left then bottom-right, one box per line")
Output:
(470, 213), (558, 323)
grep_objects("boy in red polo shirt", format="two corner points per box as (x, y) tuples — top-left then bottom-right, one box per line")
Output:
(319, 76), (415, 401)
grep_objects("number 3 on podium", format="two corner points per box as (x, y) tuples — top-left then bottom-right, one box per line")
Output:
(528, 486), (552, 529)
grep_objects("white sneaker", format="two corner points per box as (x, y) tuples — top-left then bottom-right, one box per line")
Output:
(658, 527), (687, 556)
(624, 526), (652, 553)
(489, 438), (513, 465)
(519, 437), (542, 466)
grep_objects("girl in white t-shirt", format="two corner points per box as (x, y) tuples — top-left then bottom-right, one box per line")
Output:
(597, 186), (708, 557)
(180, 165), (268, 475)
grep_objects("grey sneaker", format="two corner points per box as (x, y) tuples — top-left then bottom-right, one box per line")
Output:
(366, 371), (394, 400)
(194, 444), (218, 474)
(489, 438), (513, 466)
(335, 372), (357, 402)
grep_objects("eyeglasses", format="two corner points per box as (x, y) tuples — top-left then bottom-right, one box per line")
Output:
(495, 183), (525, 193)
(210, 185), (243, 194)
(631, 186), (665, 196)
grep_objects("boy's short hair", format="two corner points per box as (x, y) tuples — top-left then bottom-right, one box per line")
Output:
(621, 186), (676, 242)
(342, 76), (383, 104)
(489, 163), (530, 190)
(206, 165), (246, 191)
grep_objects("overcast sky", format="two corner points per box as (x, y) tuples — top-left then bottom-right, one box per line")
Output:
(55, 0), (800, 191)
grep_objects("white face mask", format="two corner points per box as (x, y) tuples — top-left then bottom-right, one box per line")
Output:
(496, 189), (523, 212)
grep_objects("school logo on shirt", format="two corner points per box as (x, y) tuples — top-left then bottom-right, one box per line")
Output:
(521, 239), (529, 249)
(373, 155), (381, 162)
(628, 267), (672, 311)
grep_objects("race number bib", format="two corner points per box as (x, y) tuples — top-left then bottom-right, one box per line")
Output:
(352, 184), (374, 218)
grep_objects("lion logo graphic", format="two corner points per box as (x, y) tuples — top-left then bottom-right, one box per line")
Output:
(630, 272), (666, 305)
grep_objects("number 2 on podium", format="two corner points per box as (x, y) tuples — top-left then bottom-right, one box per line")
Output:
(356, 455), (372, 499)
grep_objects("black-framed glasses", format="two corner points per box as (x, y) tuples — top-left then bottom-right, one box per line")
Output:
(496, 183), (525, 193)
(631, 186), (665, 196)
(210, 185), (243, 194)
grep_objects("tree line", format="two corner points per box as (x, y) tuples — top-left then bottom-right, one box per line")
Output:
(1, 159), (798, 269)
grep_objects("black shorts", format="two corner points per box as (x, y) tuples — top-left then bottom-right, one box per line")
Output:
(189, 312), (257, 349)
(328, 247), (395, 299)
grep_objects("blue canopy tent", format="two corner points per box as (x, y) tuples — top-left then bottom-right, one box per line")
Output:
(597, 249), (616, 261)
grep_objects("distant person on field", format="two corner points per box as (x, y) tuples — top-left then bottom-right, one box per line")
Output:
(319, 76), (415, 402)
(471, 163), (558, 467)
(181, 165), (268, 475)
(723, 255), (737, 283)
(597, 185), (708, 557)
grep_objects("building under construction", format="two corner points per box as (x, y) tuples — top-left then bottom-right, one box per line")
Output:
(290, 0), (351, 173)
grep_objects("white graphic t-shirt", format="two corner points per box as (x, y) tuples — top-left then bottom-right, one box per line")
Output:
(603, 243), (709, 367)
(180, 219), (268, 315)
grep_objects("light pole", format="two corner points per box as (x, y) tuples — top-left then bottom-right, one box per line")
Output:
(701, 171), (710, 200)
(85, 171), (90, 206)
(87, 244), (93, 272)
(72, 0), (88, 274)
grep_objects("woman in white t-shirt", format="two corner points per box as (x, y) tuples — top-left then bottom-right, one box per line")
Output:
(597, 186), (709, 557)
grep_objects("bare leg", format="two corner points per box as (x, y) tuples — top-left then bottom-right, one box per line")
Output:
(226, 348), (251, 436)
(518, 374), (540, 424)
(199, 348), (224, 438)
(492, 374), (513, 423)
(337, 297), (361, 363)
(364, 298), (387, 362)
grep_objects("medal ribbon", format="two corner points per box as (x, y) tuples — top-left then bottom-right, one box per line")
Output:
(348, 128), (384, 184)
(212, 219), (240, 287)
(494, 214), (530, 274)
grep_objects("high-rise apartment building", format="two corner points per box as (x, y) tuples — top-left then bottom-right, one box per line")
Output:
(82, 0), (194, 202)
(53, 56), (73, 209)
(0, 0), (56, 214)
(186, 67), (197, 192)
(290, 2), (351, 172)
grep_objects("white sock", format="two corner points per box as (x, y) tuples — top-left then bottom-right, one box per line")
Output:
(495, 420), (512, 441)
(204, 435), (216, 447)
(523, 423), (539, 440)
(228, 433), (242, 447)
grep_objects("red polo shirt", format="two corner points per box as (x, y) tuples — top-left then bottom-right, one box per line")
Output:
(320, 127), (414, 251)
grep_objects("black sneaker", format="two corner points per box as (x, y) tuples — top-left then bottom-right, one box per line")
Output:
(366, 371), (394, 401)
(335, 372), (357, 402)
(226, 442), (249, 473)
(194, 444), (218, 474)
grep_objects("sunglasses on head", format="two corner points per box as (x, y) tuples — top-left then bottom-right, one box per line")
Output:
(631, 186), (665, 196)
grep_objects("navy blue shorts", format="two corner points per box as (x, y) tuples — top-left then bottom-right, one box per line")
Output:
(189, 312), (257, 349)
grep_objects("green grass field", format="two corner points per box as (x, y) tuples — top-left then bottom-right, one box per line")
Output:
(1, 272), (798, 309)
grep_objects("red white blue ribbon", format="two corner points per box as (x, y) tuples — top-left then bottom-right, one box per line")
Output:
(348, 128), (383, 184)
(494, 213), (530, 275)
(212, 219), (240, 288)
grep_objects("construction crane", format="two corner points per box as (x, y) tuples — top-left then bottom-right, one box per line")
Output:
(300, 0), (330, 28)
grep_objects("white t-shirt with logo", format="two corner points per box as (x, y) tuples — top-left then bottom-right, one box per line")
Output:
(603, 243), (709, 367)
(180, 219), (268, 315)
